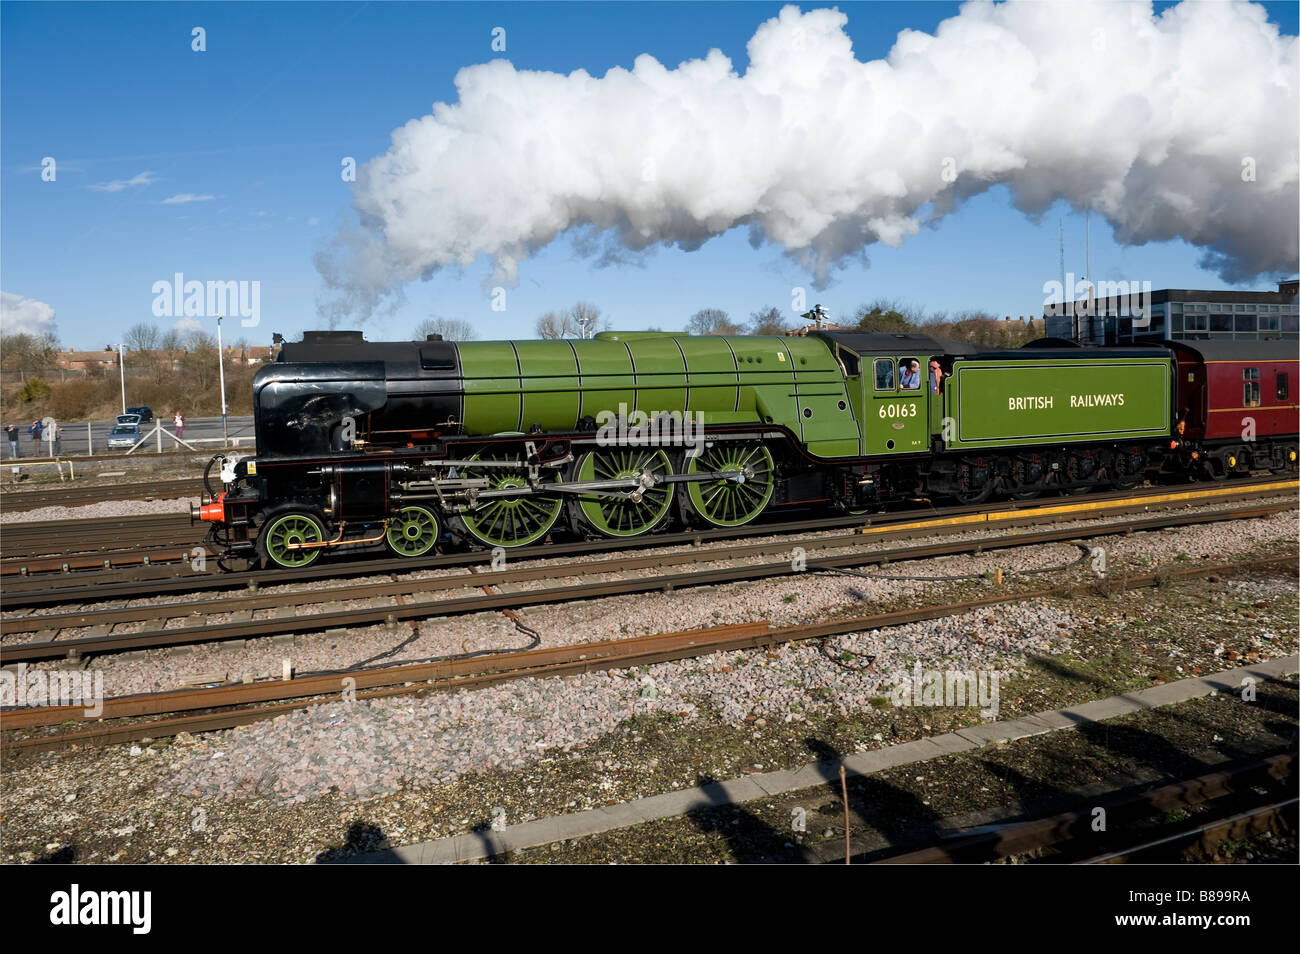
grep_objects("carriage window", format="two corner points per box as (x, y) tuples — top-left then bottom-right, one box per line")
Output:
(1278, 373), (1290, 401)
(873, 358), (895, 391)
(1243, 367), (1260, 407)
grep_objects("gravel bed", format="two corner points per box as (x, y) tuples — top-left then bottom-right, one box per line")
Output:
(1, 564), (1294, 864)
(158, 599), (1076, 802)
(0, 497), (193, 524)
(6, 507), (1294, 701)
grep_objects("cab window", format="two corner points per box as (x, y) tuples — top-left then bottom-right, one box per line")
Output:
(873, 358), (895, 391)
(899, 357), (922, 390)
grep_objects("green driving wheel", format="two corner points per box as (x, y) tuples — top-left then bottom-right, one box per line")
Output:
(260, 511), (325, 569)
(575, 448), (674, 537)
(386, 505), (440, 557)
(685, 441), (775, 528)
(459, 448), (562, 548)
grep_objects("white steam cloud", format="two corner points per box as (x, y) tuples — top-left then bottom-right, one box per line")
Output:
(317, 1), (1299, 320)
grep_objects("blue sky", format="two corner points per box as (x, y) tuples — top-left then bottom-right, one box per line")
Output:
(3, 0), (1297, 349)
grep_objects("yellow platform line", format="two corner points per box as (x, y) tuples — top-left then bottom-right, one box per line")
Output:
(857, 480), (1298, 536)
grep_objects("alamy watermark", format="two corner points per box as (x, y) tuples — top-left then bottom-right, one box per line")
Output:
(151, 272), (260, 327)
(888, 662), (1001, 720)
(1042, 274), (1152, 327)
(595, 404), (704, 456)
(1, 663), (104, 717)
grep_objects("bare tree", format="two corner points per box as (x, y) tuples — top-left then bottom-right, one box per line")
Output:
(0, 332), (60, 371)
(415, 316), (477, 341)
(748, 306), (786, 335)
(181, 331), (219, 391)
(124, 322), (161, 353)
(687, 308), (742, 335)
(569, 301), (604, 338)
(535, 310), (577, 339)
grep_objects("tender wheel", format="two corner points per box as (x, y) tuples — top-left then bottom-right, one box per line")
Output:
(1007, 457), (1045, 500)
(952, 460), (993, 505)
(1111, 462), (1143, 491)
(259, 511), (326, 569)
(574, 448), (675, 537)
(458, 448), (563, 547)
(386, 505), (440, 557)
(683, 441), (775, 528)
(1270, 445), (1298, 475)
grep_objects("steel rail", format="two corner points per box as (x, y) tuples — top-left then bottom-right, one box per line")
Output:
(3, 477), (1294, 603)
(3, 505), (1293, 664)
(2, 556), (1292, 752)
(0, 477), (202, 512)
(871, 753), (1295, 865)
(1, 501), (1290, 639)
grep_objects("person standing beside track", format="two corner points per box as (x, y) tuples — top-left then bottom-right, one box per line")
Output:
(5, 423), (19, 458)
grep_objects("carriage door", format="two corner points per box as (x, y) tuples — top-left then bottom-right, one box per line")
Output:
(865, 355), (928, 456)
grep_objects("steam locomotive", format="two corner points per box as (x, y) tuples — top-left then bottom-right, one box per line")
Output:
(196, 329), (1298, 568)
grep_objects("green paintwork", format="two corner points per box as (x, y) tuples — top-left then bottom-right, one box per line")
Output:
(943, 357), (1171, 449)
(863, 353), (930, 456)
(452, 333), (861, 458)
(514, 339), (580, 432)
(458, 340), (522, 432)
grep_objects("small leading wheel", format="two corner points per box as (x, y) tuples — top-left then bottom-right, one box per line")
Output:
(574, 447), (675, 537)
(386, 505), (440, 557)
(684, 441), (775, 528)
(259, 511), (326, 569)
(459, 448), (563, 547)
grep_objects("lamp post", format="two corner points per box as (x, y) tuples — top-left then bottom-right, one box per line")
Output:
(216, 316), (228, 442)
(117, 343), (127, 414)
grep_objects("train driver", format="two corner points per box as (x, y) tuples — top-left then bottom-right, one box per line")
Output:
(900, 359), (922, 390)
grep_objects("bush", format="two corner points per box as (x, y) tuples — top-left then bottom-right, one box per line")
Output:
(19, 377), (51, 403)
(51, 379), (97, 420)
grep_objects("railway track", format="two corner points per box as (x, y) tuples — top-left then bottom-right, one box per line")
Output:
(1, 514), (200, 564)
(2, 499), (1292, 664)
(4, 554), (1289, 754)
(2, 475), (1293, 593)
(0, 477), (202, 513)
(871, 752), (1295, 865)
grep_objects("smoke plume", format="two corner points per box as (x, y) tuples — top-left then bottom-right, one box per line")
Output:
(317, 1), (1299, 319)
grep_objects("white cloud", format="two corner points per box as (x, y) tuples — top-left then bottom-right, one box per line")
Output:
(88, 170), (158, 193)
(318, 0), (1299, 321)
(161, 193), (216, 205)
(171, 318), (204, 340)
(0, 292), (57, 338)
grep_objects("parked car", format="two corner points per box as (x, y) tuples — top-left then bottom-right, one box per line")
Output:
(106, 421), (142, 450)
(126, 405), (153, 422)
